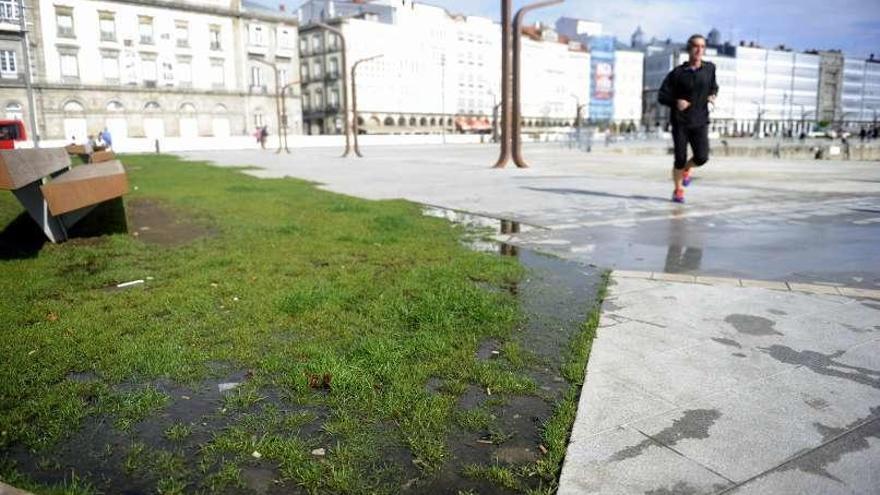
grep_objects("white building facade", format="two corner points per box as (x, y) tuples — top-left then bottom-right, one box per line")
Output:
(1, 0), (301, 146)
(841, 57), (880, 126)
(297, 0), (590, 135)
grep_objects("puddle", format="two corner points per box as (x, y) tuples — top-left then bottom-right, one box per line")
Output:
(127, 198), (216, 247)
(419, 205), (604, 492)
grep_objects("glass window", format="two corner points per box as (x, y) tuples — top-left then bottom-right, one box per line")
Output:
(312, 61), (322, 78)
(5, 102), (23, 120)
(177, 59), (192, 85)
(175, 21), (189, 48)
(250, 24), (265, 46)
(56, 8), (74, 38)
(210, 59), (224, 87)
(141, 57), (157, 81)
(60, 52), (78, 78)
(0, 1), (20, 22)
(209, 25), (221, 50)
(251, 66), (263, 87)
(300, 63), (309, 80)
(139, 17), (153, 44)
(99, 12), (116, 42)
(0, 49), (16, 78)
(101, 53), (119, 81)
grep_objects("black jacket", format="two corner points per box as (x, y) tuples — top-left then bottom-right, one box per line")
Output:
(658, 61), (719, 128)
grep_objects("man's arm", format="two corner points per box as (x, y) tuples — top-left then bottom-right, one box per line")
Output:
(658, 71), (676, 107)
(709, 64), (719, 99)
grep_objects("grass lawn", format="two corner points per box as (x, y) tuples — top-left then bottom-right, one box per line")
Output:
(0, 154), (604, 494)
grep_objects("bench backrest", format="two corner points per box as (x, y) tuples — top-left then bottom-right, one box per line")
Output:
(0, 148), (71, 190)
(89, 150), (116, 163)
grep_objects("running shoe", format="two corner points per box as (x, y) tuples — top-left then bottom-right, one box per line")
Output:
(682, 169), (693, 187)
(672, 188), (685, 203)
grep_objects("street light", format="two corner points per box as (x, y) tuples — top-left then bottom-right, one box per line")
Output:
(351, 54), (383, 157)
(570, 93), (585, 128)
(752, 100), (766, 138)
(251, 58), (297, 154)
(316, 22), (352, 157)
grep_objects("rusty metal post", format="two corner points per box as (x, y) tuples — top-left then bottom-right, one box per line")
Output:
(316, 22), (351, 157)
(493, 0), (513, 168)
(512, 0), (564, 168)
(351, 55), (383, 157)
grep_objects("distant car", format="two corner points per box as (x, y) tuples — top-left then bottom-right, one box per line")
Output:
(0, 120), (26, 150)
(806, 130), (829, 139)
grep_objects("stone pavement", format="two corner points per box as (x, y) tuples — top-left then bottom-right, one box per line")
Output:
(179, 144), (880, 494)
(558, 273), (880, 494)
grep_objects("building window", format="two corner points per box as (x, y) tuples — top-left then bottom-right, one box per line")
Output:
(328, 34), (338, 50)
(175, 21), (189, 48)
(311, 34), (322, 52)
(144, 101), (160, 111)
(210, 59), (224, 88)
(0, 1), (20, 23)
(101, 51), (119, 82)
(329, 88), (339, 107)
(56, 7), (74, 38)
(209, 25), (221, 51)
(59, 51), (79, 79)
(250, 66), (263, 88)
(299, 37), (308, 55)
(106, 100), (123, 112)
(139, 16), (154, 44)
(141, 55), (157, 84)
(328, 58), (339, 78)
(278, 28), (293, 48)
(5, 102), (22, 121)
(278, 68), (288, 86)
(314, 91), (323, 109)
(254, 112), (264, 127)
(161, 61), (174, 85)
(0, 49), (16, 78)
(302, 91), (310, 110)
(300, 63), (309, 81)
(249, 24), (265, 46)
(177, 57), (192, 87)
(312, 61), (322, 78)
(99, 11), (116, 42)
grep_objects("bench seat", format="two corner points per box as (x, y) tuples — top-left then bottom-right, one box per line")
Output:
(41, 160), (129, 215)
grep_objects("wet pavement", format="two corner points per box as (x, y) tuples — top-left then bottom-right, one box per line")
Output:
(180, 143), (880, 288)
(560, 275), (880, 495)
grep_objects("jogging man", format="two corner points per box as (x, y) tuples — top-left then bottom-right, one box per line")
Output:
(658, 34), (718, 203)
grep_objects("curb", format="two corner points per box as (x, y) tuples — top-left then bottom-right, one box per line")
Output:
(611, 270), (880, 300)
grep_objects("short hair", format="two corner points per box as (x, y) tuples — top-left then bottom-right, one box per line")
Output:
(687, 34), (706, 48)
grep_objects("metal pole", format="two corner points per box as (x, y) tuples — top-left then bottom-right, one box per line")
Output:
(252, 58), (283, 153)
(279, 80), (299, 154)
(18, 0), (39, 148)
(316, 22), (351, 157)
(441, 53), (447, 145)
(511, 0), (564, 168)
(492, 0), (513, 168)
(351, 54), (383, 157)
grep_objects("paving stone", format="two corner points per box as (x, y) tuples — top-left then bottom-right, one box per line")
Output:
(740, 279), (790, 290)
(558, 426), (733, 495)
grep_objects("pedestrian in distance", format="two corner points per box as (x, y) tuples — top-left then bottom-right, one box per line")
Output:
(658, 33), (719, 203)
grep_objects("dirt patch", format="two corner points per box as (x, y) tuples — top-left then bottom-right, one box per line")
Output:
(127, 198), (216, 247)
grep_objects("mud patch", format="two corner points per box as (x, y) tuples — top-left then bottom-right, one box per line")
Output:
(610, 409), (722, 462)
(127, 198), (216, 247)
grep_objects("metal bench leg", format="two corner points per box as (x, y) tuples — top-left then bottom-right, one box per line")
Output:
(12, 181), (68, 243)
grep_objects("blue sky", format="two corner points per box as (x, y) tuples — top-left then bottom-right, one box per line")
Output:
(264, 0), (879, 58)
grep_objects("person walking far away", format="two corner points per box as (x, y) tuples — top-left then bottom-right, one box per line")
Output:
(100, 127), (113, 150)
(260, 125), (269, 149)
(658, 33), (719, 203)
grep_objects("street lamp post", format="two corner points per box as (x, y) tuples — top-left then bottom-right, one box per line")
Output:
(351, 54), (383, 157)
(752, 100), (766, 138)
(251, 58), (300, 154)
(510, 0), (564, 168)
(316, 22), (352, 157)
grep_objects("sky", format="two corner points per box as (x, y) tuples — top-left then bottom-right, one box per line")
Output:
(264, 0), (880, 59)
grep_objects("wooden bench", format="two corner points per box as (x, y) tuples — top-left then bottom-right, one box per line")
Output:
(89, 150), (116, 164)
(0, 148), (129, 243)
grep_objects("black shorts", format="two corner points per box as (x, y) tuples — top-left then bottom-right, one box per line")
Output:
(672, 124), (709, 169)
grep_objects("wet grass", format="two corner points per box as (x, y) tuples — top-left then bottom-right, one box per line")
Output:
(0, 154), (606, 494)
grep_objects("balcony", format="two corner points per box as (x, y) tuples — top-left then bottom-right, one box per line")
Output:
(250, 84), (267, 94)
